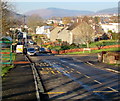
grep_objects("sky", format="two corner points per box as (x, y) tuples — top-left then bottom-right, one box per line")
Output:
(9, 0), (119, 14)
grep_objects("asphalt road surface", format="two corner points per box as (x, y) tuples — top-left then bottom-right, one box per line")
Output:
(28, 52), (119, 101)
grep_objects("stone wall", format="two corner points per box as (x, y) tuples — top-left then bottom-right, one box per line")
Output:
(103, 52), (120, 64)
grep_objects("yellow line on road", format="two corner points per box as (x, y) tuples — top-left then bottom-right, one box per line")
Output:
(40, 71), (48, 74)
(45, 92), (65, 94)
(66, 66), (69, 68)
(70, 70), (74, 72)
(51, 71), (55, 74)
(49, 68), (52, 70)
(57, 71), (61, 73)
(65, 71), (70, 73)
(76, 71), (81, 74)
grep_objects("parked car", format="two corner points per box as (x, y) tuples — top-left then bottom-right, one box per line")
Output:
(39, 48), (46, 53)
(29, 41), (34, 45)
(34, 46), (40, 51)
(27, 48), (36, 55)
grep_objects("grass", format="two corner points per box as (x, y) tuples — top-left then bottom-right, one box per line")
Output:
(1, 53), (16, 77)
(89, 40), (119, 48)
(64, 47), (119, 55)
(1, 65), (14, 77)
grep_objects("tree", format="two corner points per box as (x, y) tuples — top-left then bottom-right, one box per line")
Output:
(26, 14), (44, 33)
(62, 17), (71, 25)
(73, 21), (95, 48)
(0, 1), (22, 36)
(1, 1), (12, 35)
(82, 16), (89, 24)
(93, 17), (100, 24)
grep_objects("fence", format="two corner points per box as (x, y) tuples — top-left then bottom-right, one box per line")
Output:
(0, 41), (13, 65)
(58, 44), (120, 54)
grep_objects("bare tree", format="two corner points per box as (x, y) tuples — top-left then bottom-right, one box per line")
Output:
(1, 1), (12, 35)
(73, 21), (95, 47)
(26, 14), (44, 33)
(0, 1), (21, 36)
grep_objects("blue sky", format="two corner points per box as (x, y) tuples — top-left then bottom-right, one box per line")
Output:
(11, 1), (118, 14)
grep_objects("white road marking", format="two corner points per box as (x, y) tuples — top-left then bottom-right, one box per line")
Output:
(94, 80), (102, 84)
(107, 87), (119, 92)
(84, 75), (90, 78)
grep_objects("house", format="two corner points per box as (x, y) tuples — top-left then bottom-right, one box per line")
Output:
(57, 27), (72, 44)
(50, 27), (64, 42)
(50, 21), (95, 45)
(69, 22), (95, 45)
(100, 23), (120, 33)
(36, 26), (53, 38)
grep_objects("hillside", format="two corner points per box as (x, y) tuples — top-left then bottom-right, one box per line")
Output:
(96, 7), (118, 14)
(25, 8), (94, 18)
(24, 7), (118, 18)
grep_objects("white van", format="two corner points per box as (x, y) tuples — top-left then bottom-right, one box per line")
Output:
(16, 45), (23, 53)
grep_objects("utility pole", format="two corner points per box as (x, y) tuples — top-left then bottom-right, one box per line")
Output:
(23, 15), (28, 48)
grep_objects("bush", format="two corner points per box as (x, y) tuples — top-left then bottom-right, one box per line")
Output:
(60, 45), (70, 50)
(79, 44), (87, 48)
(50, 46), (61, 51)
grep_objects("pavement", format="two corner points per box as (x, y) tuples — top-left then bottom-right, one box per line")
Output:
(2, 54), (37, 101)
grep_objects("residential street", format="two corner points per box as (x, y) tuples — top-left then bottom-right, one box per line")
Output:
(28, 52), (119, 101)
(1, 1), (119, 101)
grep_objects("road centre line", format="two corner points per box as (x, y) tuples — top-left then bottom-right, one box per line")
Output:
(107, 87), (119, 92)
(84, 75), (90, 78)
(86, 61), (120, 74)
(94, 80), (102, 84)
(93, 91), (117, 93)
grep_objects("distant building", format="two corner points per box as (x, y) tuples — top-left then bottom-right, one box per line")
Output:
(100, 23), (120, 33)
(36, 26), (53, 38)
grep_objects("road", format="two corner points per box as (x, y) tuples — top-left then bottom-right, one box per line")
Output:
(27, 51), (119, 101)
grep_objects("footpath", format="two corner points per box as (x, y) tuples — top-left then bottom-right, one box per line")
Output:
(2, 54), (37, 101)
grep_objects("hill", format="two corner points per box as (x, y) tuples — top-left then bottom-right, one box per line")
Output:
(24, 7), (118, 18)
(25, 7), (94, 18)
(96, 7), (118, 14)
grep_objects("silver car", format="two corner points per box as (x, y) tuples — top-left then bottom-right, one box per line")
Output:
(27, 48), (36, 55)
